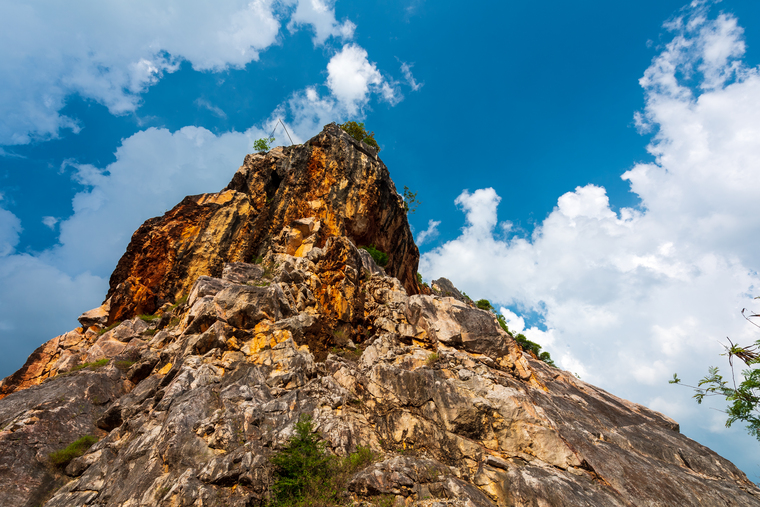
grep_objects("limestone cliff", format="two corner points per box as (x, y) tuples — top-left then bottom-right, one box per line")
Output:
(0, 124), (759, 507)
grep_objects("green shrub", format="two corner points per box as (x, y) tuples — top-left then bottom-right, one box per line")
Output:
(49, 435), (98, 467)
(360, 245), (388, 267)
(339, 121), (380, 152)
(269, 414), (334, 504)
(426, 353), (440, 366)
(268, 415), (377, 506)
(254, 136), (276, 152)
(139, 313), (160, 322)
(475, 299), (494, 312)
(496, 314), (509, 334)
(496, 310), (556, 367)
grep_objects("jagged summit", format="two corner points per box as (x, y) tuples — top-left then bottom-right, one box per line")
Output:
(0, 124), (759, 506)
(105, 123), (421, 325)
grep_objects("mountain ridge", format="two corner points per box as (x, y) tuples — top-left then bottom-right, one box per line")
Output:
(0, 123), (758, 507)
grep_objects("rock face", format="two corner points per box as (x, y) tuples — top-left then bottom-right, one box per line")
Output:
(105, 123), (421, 325)
(1, 124), (759, 506)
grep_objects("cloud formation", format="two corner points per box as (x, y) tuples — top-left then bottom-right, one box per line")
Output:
(420, 2), (760, 465)
(0, 0), (354, 145)
(0, 124), (268, 376)
(286, 0), (356, 44)
(326, 44), (400, 116)
(400, 61), (423, 91)
(415, 219), (440, 245)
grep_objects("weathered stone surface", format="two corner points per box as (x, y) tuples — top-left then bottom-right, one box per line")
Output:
(78, 300), (111, 328)
(1, 124), (759, 506)
(430, 277), (467, 304)
(105, 123), (421, 324)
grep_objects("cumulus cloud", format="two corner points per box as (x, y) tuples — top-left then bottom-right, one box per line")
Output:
(0, 206), (22, 257)
(0, 124), (272, 376)
(415, 219), (441, 245)
(41, 216), (58, 230)
(420, 3), (760, 472)
(327, 44), (401, 116)
(286, 0), (355, 44)
(266, 43), (403, 142)
(0, 0), (356, 145)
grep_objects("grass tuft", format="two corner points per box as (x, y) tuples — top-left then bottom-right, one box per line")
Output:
(49, 435), (98, 468)
(71, 358), (109, 371)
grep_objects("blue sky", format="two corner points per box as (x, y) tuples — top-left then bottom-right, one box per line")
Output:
(3, 0), (760, 480)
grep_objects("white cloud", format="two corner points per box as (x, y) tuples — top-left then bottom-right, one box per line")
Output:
(326, 44), (401, 116)
(0, 206), (22, 257)
(400, 61), (423, 91)
(195, 98), (228, 119)
(0, 0), (357, 145)
(286, 0), (355, 44)
(0, 123), (271, 376)
(419, 3), (760, 471)
(41, 216), (58, 230)
(416, 219), (440, 245)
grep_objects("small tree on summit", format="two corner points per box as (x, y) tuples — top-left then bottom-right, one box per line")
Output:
(254, 136), (275, 152)
(339, 121), (380, 152)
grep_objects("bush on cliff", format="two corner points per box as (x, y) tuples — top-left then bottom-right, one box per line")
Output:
(268, 414), (376, 506)
(254, 136), (276, 152)
(492, 307), (556, 367)
(360, 245), (388, 267)
(339, 121), (380, 152)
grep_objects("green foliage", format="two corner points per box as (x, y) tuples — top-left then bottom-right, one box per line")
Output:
(268, 414), (377, 506)
(512, 333), (555, 366)
(49, 435), (98, 467)
(426, 353), (440, 366)
(489, 303), (556, 367)
(372, 495), (395, 507)
(168, 294), (188, 312)
(672, 338), (760, 440)
(139, 313), (160, 322)
(72, 358), (110, 371)
(115, 359), (137, 371)
(338, 121), (380, 152)
(496, 314), (509, 334)
(254, 136), (276, 152)
(402, 186), (421, 214)
(97, 321), (121, 335)
(475, 299), (494, 312)
(360, 245), (388, 267)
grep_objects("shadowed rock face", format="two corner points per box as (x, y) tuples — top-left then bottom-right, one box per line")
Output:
(106, 123), (420, 324)
(1, 125), (759, 506)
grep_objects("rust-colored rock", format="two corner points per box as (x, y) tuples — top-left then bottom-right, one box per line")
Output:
(2, 123), (759, 507)
(106, 123), (420, 324)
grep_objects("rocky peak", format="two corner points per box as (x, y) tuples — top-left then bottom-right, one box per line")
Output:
(1, 125), (759, 507)
(105, 122), (420, 325)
